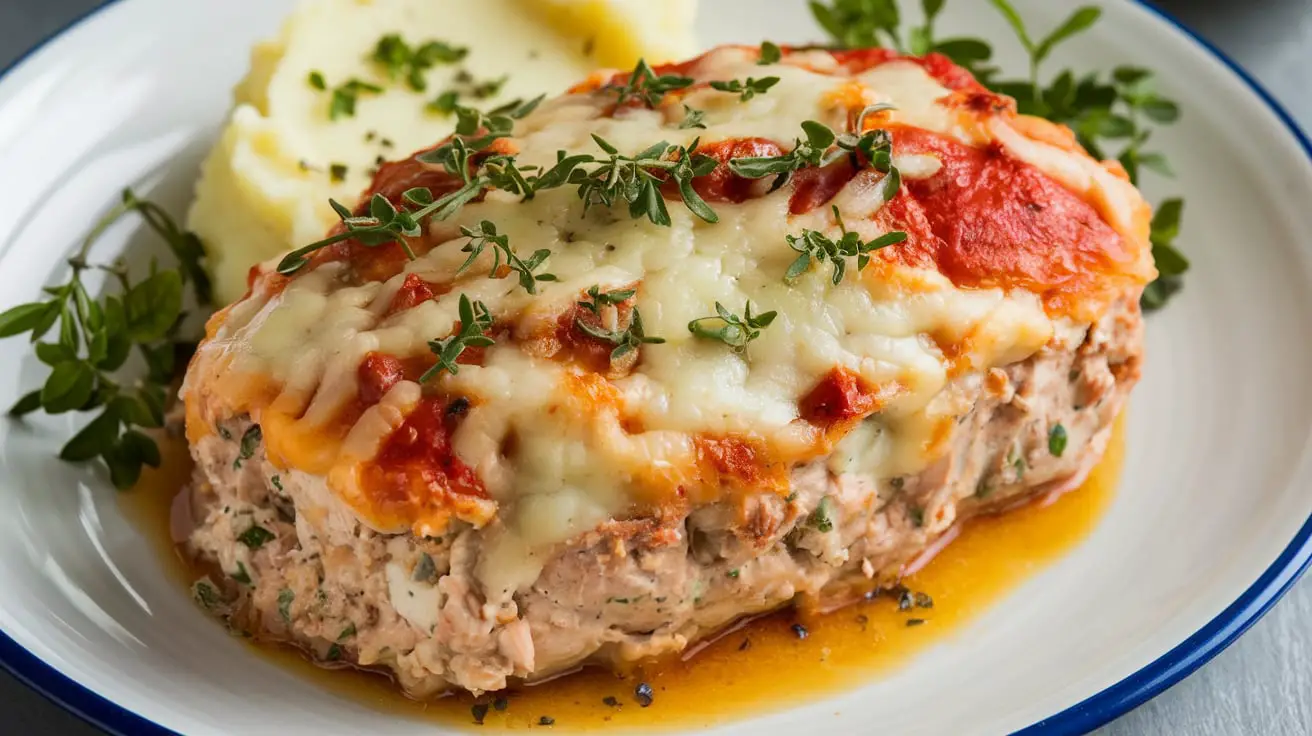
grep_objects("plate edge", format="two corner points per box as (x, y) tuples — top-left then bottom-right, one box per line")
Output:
(0, 2), (1309, 736)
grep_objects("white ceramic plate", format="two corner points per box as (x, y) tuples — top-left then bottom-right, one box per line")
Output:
(1, 1), (1311, 734)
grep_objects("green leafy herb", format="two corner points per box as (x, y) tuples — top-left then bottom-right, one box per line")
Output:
(0, 188), (210, 488)
(759, 41), (783, 65)
(532, 135), (720, 226)
(307, 70), (327, 91)
(231, 562), (252, 585)
(810, 496), (834, 532)
(785, 205), (908, 284)
(427, 90), (461, 115)
(709, 76), (781, 102)
(455, 221), (556, 294)
(1048, 423), (1068, 457)
(677, 105), (708, 130)
(277, 588), (294, 625)
(605, 59), (694, 108)
(688, 301), (777, 352)
(237, 524), (276, 549)
(329, 163), (349, 183)
(728, 105), (897, 191)
(575, 307), (665, 361)
(271, 475), (284, 492)
(339, 623), (357, 641)
(578, 285), (636, 315)
(727, 569), (740, 578)
(192, 580), (221, 610)
(326, 644), (343, 661)
(233, 424), (261, 469)
(1141, 199), (1188, 311)
(372, 34), (468, 92)
(278, 97), (545, 274)
(421, 294), (495, 382)
(329, 79), (384, 121)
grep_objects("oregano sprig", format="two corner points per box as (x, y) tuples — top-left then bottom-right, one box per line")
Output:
(0, 188), (211, 488)
(688, 301), (777, 352)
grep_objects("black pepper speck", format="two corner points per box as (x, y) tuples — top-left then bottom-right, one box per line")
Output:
(634, 682), (654, 707)
(791, 623), (809, 640)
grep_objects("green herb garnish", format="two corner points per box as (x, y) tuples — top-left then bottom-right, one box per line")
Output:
(372, 34), (467, 92)
(533, 135), (720, 226)
(329, 79), (384, 121)
(578, 285), (636, 315)
(193, 580), (220, 610)
(421, 294), (494, 382)
(1141, 198), (1188, 311)
(278, 97), (544, 274)
(0, 188), (210, 488)
(575, 307), (665, 361)
(728, 104), (897, 190)
(237, 524), (275, 549)
(677, 105), (708, 130)
(811, 496), (834, 532)
(759, 41), (783, 65)
(709, 76), (781, 102)
(1048, 423), (1068, 457)
(307, 70), (327, 91)
(277, 589), (294, 625)
(688, 301), (777, 352)
(232, 424), (261, 469)
(339, 623), (357, 641)
(329, 163), (348, 183)
(786, 205), (907, 284)
(231, 562), (252, 585)
(455, 221), (556, 294)
(427, 90), (461, 115)
(605, 58), (694, 108)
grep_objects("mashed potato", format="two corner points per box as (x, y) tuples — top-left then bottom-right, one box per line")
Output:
(190, 0), (698, 304)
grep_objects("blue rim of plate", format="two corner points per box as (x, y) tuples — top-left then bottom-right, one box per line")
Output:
(1, 1), (1311, 735)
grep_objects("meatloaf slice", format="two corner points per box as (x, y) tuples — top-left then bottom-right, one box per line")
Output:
(180, 43), (1153, 697)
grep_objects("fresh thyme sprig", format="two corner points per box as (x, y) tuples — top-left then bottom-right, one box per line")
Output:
(575, 307), (665, 361)
(421, 294), (494, 382)
(688, 301), (777, 352)
(533, 135), (721, 226)
(578, 285), (636, 314)
(809, 0), (1190, 311)
(276, 97), (544, 275)
(678, 105), (708, 130)
(759, 41), (783, 65)
(709, 76), (781, 102)
(0, 188), (210, 488)
(455, 220), (556, 294)
(605, 59), (694, 108)
(729, 104), (900, 196)
(786, 205), (908, 284)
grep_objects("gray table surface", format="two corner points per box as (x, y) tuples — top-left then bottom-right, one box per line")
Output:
(1, 1), (1310, 734)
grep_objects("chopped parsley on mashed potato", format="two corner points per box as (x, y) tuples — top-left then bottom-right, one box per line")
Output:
(189, 0), (698, 304)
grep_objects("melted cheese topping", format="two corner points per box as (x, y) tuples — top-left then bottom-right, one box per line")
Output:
(183, 47), (1152, 594)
